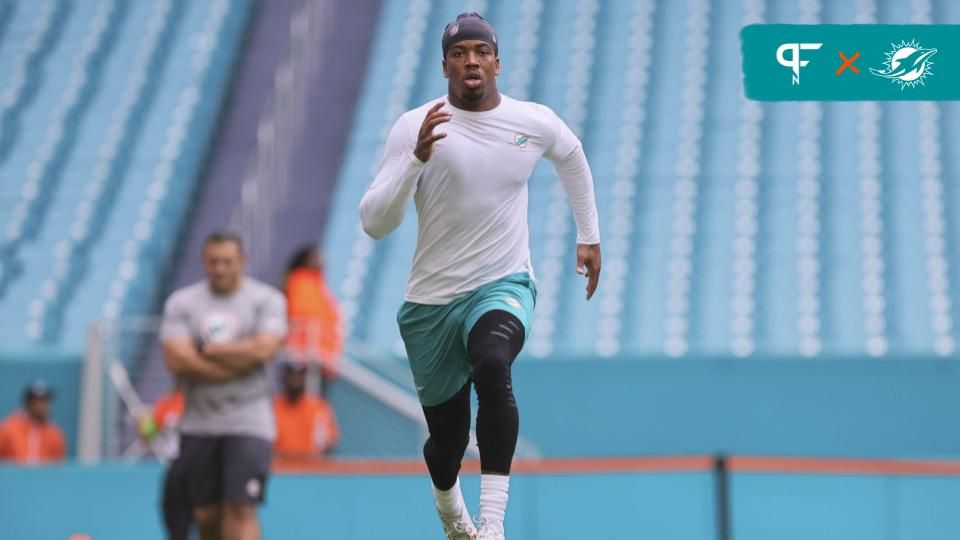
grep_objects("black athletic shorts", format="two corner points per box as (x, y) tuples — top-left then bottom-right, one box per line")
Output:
(178, 435), (273, 507)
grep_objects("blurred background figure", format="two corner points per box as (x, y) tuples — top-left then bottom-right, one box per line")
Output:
(283, 244), (343, 396)
(138, 381), (190, 540)
(0, 380), (66, 465)
(273, 361), (339, 461)
(162, 231), (287, 540)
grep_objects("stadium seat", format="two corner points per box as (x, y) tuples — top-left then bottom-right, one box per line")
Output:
(0, 0), (254, 349)
(322, 0), (960, 361)
(0, 0), (956, 362)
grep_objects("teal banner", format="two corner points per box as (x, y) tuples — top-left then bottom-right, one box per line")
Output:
(741, 25), (960, 101)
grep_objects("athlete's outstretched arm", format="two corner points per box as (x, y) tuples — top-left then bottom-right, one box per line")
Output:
(549, 143), (602, 299)
(359, 103), (451, 239)
(541, 105), (602, 297)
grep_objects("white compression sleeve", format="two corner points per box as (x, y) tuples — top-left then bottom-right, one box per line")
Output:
(552, 144), (601, 245)
(359, 116), (425, 239)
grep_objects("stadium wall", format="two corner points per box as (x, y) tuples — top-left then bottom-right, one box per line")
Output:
(513, 356), (960, 458)
(3, 354), (960, 460)
(1, 462), (959, 539)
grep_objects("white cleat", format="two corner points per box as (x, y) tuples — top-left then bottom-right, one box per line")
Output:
(438, 506), (478, 540)
(476, 517), (505, 540)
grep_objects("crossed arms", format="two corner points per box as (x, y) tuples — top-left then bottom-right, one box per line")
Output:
(163, 333), (285, 384)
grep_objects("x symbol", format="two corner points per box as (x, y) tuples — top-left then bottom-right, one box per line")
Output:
(836, 51), (860, 75)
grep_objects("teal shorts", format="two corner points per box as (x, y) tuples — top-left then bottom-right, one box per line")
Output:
(397, 272), (537, 407)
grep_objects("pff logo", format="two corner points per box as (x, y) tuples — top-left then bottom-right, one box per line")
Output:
(776, 42), (823, 85)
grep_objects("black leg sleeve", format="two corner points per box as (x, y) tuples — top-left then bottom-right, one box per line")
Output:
(421, 381), (472, 490)
(467, 310), (525, 475)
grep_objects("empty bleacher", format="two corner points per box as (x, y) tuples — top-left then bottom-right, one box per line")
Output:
(325, 0), (960, 361)
(0, 0), (955, 363)
(0, 0), (253, 350)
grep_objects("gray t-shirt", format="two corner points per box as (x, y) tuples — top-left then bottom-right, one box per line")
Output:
(160, 277), (287, 441)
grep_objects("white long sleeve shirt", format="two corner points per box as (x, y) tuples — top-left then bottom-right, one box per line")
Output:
(359, 94), (600, 305)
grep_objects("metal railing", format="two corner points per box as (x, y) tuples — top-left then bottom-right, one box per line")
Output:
(77, 315), (541, 462)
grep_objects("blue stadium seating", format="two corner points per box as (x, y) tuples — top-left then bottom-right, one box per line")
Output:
(0, 0), (253, 350)
(0, 0), (956, 363)
(325, 0), (960, 361)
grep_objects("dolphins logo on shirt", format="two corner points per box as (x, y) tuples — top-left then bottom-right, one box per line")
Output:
(870, 39), (937, 89)
(203, 311), (239, 343)
(512, 133), (529, 148)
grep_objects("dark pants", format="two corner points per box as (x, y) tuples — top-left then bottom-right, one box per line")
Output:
(422, 310), (526, 490)
(162, 457), (192, 540)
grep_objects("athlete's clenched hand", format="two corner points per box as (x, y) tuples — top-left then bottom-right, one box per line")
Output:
(413, 102), (452, 163)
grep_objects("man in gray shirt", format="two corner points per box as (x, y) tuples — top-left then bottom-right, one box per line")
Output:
(161, 231), (287, 540)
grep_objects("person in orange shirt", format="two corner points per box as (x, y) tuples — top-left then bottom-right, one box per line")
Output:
(0, 379), (66, 464)
(273, 361), (339, 459)
(283, 245), (343, 395)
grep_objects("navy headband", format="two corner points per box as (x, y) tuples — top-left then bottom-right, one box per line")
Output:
(442, 12), (498, 58)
